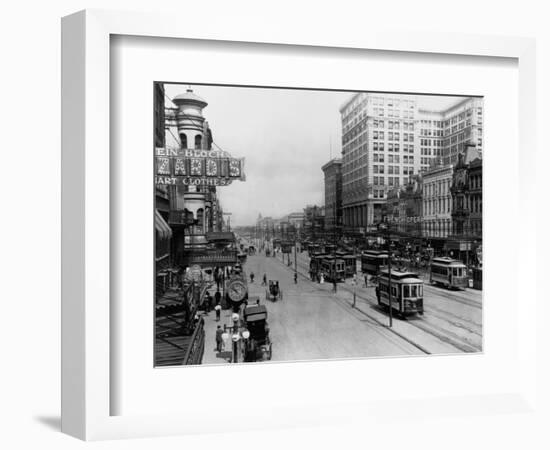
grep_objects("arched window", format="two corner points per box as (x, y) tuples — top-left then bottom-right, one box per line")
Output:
(180, 133), (188, 149)
(195, 134), (202, 149)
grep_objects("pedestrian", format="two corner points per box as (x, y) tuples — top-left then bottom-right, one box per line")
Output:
(294, 272), (298, 284)
(204, 291), (212, 313)
(214, 289), (221, 306)
(250, 272), (254, 283)
(320, 272), (324, 284)
(215, 325), (224, 352)
(262, 273), (267, 286)
(214, 303), (221, 321)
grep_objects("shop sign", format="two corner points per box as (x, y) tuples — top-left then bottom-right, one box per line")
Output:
(155, 147), (245, 185)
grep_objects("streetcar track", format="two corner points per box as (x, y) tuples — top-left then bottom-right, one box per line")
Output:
(423, 284), (482, 309)
(291, 258), (481, 354)
(424, 308), (482, 337)
(274, 256), (431, 355)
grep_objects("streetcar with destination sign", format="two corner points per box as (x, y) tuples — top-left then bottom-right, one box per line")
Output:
(320, 255), (346, 283)
(361, 250), (389, 276)
(376, 269), (424, 318)
(429, 257), (468, 290)
(335, 251), (357, 278)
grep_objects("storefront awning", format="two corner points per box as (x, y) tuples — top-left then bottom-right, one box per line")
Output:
(155, 210), (172, 239)
(205, 231), (235, 242)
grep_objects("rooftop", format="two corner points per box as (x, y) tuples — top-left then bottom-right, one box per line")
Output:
(172, 89), (208, 107)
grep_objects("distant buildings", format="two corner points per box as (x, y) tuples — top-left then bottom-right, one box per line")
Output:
(321, 159), (342, 232)
(422, 161), (453, 240)
(314, 93), (483, 263)
(447, 145), (483, 264)
(338, 93), (483, 230)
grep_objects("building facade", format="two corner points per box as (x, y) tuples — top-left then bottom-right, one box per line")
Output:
(340, 93), (420, 231)
(418, 97), (484, 167)
(339, 93), (483, 231)
(399, 174), (423, 237)
(421, 162), (453, 240)
(162, 88), (230, 266)
(321, 158), (343, 231)
(449, 145), (483, 265)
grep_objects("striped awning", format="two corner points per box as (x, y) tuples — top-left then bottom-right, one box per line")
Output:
(155, 210), (172, 239)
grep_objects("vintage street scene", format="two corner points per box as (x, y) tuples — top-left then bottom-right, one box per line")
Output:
(154, 84), (483, 366)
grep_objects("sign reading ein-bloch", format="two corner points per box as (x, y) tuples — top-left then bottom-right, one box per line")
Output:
(155, 147), (246, 186)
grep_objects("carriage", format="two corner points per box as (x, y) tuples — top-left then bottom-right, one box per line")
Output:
(242, 304), (272, 362)
(265, 280), (283, 301)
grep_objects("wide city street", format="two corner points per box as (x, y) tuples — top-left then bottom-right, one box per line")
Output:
(201, 246), (482, 365)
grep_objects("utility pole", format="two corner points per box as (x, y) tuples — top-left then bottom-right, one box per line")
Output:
(386, 223), (393, 328)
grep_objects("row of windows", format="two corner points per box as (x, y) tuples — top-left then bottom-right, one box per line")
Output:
(373, 164), (415, 175)
(373, 154), (403, 163)
(372, 108), (415, 119)
(372, 176), (406, 186)
(424, 197), (451, 215)
(372, 119), (416, 130)
(370, 97), (415, 108)
(424, 179), (451, 197)
(373, 142), (414, 152)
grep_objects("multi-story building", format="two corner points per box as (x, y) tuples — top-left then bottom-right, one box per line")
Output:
(448, 144), (483, 265)
(154, 83), (172, 281)
(418, 97), (483, 167)
(340, 93), (420, 231)
(399, 174), (423, 238)
(302, 205), (325, 240)
(421, 161), (453, 242)
(162, 88), (231, 266)
(321, 158), (342, 232)
(339, 93), (483, 230)
(288, 212), (305, 231)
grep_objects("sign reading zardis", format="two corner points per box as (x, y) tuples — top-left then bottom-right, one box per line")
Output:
(155, 147), (246, 186)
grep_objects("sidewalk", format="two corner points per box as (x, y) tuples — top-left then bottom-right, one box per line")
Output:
(200, 307), (234, 365)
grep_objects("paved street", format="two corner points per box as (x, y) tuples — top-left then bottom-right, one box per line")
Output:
(201, 249), (482, 365)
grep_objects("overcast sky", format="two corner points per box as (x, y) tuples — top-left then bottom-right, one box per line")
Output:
(164, 84), (467, 226)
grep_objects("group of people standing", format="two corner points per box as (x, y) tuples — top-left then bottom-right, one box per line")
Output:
(203, 290), (222, 321)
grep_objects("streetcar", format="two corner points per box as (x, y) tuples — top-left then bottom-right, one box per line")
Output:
(361, 250), (389, 275)
(321, 255), (346, 283)
(309, 253), (327, 282)
(308, 243), (324, 257)
(376, 269), (424, 317)
(429, 257), (468, 289)
(335, 251), (357, 278)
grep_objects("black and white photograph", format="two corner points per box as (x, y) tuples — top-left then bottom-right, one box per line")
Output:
(154, 83), (483, 366)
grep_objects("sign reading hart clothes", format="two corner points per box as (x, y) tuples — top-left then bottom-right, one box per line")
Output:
(155, 147), (245, 186)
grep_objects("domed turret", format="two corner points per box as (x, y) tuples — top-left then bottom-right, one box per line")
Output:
(172, 89), (208, 149)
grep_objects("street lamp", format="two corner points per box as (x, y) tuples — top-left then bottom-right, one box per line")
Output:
(221, 312), (250, 363)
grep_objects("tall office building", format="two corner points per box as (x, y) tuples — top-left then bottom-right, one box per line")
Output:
(339, 93), (483, 230)
(321, 158), (343, 232)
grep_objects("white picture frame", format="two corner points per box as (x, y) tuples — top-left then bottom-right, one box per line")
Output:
(61, 9), (538, 441)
